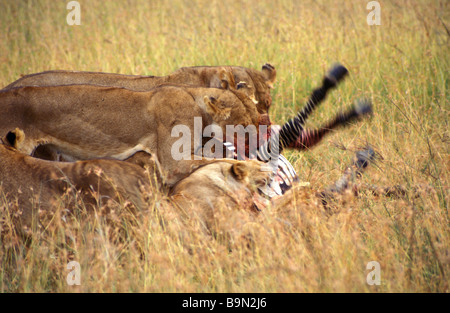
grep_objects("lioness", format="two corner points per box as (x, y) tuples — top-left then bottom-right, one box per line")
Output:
(2, 64), (362, 158)
(169, 159), (271, 237)
(0, 140), (160, 235)
(2, 64), (277, 115)
(0, 84), (267, 186)
(0, 135), (269, 237)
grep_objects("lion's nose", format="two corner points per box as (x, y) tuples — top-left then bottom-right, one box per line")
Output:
(258, 114), (271, 126)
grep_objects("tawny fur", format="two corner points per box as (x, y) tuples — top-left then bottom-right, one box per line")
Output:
(0, 142), (270, 238)
(169, 160), (271, 232)
(0, 143), (159, 235)
(2, 64), (277, 114)
(0, 84), (264, 185)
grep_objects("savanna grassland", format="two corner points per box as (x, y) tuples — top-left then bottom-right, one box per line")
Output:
(0, 0), (448, 293)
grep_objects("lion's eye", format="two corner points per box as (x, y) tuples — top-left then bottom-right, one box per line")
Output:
(237, 81), (248, 89)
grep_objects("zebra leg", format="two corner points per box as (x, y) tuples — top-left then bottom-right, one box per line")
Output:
(318, 147), (376, 211)
(258, 63), (348, 162)
(318, 147), (435, 212)
(278, 64), (349, 151)
(353, 182), (436, 199)
(289, 99), (373, 151)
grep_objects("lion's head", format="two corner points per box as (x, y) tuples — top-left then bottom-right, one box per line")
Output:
(204, 64), (276, 115)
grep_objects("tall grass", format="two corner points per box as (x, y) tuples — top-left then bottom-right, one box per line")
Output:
(0, 0), (448, 292)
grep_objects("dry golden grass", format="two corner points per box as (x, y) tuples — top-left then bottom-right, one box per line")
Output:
(0, 0), (448, 292)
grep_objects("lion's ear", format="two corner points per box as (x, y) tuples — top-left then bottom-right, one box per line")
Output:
(211, 68), (236, 90)
(231, 162), (249, 181)
(262, 63), (276, 89)
(3, 128), (25, 149)
(204, 96), (231, 121)
(220, 79), (230, 90)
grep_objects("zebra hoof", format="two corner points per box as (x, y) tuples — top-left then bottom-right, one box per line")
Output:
(326, 63), (348, 85)
(355, 147), (376, 170)
(355, 99), (373, 117)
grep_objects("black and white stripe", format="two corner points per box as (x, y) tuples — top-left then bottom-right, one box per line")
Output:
(290, 99), (373, 150)
(258, 154), (299, 198)
(257, 64), (348, 163)
(225, 64), (351, 198)
(223, 141), (298, 198)
(258, 100), (372, 197)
